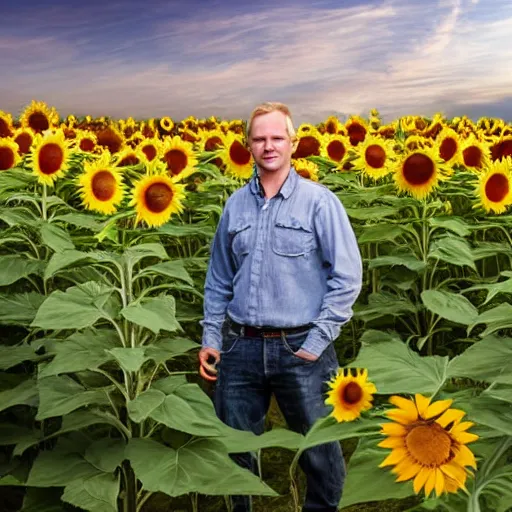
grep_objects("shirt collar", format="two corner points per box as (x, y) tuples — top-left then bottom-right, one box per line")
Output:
(249, 164), (298, 199)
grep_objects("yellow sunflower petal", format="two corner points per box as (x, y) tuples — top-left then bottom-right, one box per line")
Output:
(434, 468), (446, 497)
(414, 394), (431, 418)
(379, 448), (408, 468)
(378, 437), (405, 449)
(425, 399), (454, 419)
(413, 467), (431, 494)
(424, 469), (437, 497)
(386, 409), (418, 425)
(380, 422), (408, 437)
(436, 408), (466, 428)
(389, 396), (419, 420)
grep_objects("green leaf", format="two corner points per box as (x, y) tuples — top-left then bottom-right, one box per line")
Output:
(108, 347), (148, 373)
(472, 241), (512, 261)
(448, 335), (512, 385)
(0, 255), (42, 286)
(468, 304), (512, 337)
(122, 243), (168, 270)
(0, 344), (42, 370)
(39, 223), (74, 253)
(339, 437), (414, 508)
(219, 427), (303, 453)
(428, 236), (476, 270)
(358, 225), (405, 244)
(44, 250), (90, 279)
(0, 206), (37, 227)
(27, 451), (101, 487)
(128, 389), (166, 423)
(121, 296), (181, 334)
(0, 292), (45, 326)
(158, 223), (215, 238)
(0, 424), (40, 447)
(353, 292), (417, 323)
(40, 329), (118, 377)
(428, 216), (471, 237)
(368, 254), (426, 272)
(345, 206), (399, 220)
(0, 378), (38, 413)
(61, 473), (119, 512)
(465, 396), (512, 436)
(421, 289), (478, 325)
(145, 337), (199, 364)
(84, 438), (126, 473)
(464, 272), (512, 305)
(152, 374), (188, 394)
(36, 376), (112, 420)
(0, 168), (36, 191)
(21, 489), (67, 512)
(347, 333), (449, 394)
(139, 260), (194, 286)
(32, 282), (116, 330)
(53, 212), (105, 231)
(126, 438), (277, 497)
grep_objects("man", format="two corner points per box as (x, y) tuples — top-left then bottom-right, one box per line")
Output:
(199, 102), (362, 512)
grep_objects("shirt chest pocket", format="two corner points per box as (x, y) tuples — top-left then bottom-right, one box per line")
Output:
(229, 221), (252, 257)
(272, 218), (317, 257)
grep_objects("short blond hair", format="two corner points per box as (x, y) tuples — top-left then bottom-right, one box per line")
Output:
(246, 102), (297, 147)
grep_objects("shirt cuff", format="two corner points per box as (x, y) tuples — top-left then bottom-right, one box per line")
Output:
(300, 327), (331, 358)
(201, 324), (223, 352)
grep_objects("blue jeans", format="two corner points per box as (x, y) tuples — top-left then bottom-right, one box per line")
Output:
(214, 328), (345, 512)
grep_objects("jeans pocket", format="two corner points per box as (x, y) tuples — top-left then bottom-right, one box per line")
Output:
(221, 334), (240, 355)
(282, 333), (316, 364)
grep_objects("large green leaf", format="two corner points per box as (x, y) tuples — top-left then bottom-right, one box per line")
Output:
(128, 389), (166, 423)
(36, 375), (112, 420)
(472, 241), (512, 261)
(21, 489), (67, 512)
(346, 206), (399, 220)
(465, 396), (512, 437)
(219, 427), (303, 453)
(53, 212), (105, 231)
(126, 438), (277, 497)
(421, 289), (478, 325)
(121, 296), (181, 334)
(353, 293), (417, 323)
(0, 206), (38, 227)
(358, 225), (405, 244)
(138, 260), (194, 285)
(448, 335), (512, 385)
(0, 344), (42, 370)
(145, 337), (199, 364)
(428, 216), (471, 237)
(0, 424), (40, 447)
(44, 250), (91, 279)
(347, 331), (449, 394)
(368, 254), (426, 272)
(84, 438), (126, 473)
(61, 473), (119, 512)
(32, 282), (116, 330)
(0, 292), (45, 326)
(108, 347), (148, 373)
(468, 304), (512, 338)
(0, 378), (38, 413)
(339, 437), (414, 508)
(0, 255), (42, 286)
(428, 236), (476, 270)
(39, 223), (74, 253)
(39, 329), (118, 377)
(158, 223), (215, 238)
(0, 168), (36, 191)
(122, 243), (168, 270)
(464, 271), (512, 305)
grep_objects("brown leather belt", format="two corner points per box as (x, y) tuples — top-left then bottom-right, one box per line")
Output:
(229, 320), (312, 338)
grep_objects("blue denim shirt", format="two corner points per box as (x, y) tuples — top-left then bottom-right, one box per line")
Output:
(201, 166), (362, 357)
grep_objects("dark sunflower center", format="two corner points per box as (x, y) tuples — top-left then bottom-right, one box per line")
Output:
(205, 136), (222, 152)
(347, 123), (366, 145)
(142, 145), (157, 161)
(79, 138), (95, 152)
(326, 120), (337, 134)
(229, 140), (251, 166)
(92, 170), (116, 201)
(297, 169), (311, 179)
(15, 133), (33, 154)
(38, 143), (64, 175)
(293, 136), (321, 159)
(341, 382), (363, 405)
(439, 137), (457, 162)
(97, 128), (123, 153)
(327, 140), (346, 162)
(28, 112), (50, 133)
(118, 154), (139, 166)
(164, 149), (188, 176)
(365, 145), (386, 168)
(145, 182), (173, 213)
(406, 422), (452, 467)
(0, 147), (15, 171)
(0, 118), (12, 137)
(485, 173), (509, 203)
(463, 146), (482, 168)
(403, 154), (435, 185)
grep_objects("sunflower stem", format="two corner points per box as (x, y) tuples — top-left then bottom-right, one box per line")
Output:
(42, 183), (48, 221)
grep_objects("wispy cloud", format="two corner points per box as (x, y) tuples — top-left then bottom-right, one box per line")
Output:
(2, 0), (512, 123)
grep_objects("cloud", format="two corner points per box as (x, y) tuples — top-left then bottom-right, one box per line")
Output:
(2, 0), (512, 123)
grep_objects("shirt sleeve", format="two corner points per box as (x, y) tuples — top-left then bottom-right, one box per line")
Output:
(200, 206), (236, 351)
(300, 190), (363, 357)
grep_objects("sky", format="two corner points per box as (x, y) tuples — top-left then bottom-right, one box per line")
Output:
(2, 0), (512, 125)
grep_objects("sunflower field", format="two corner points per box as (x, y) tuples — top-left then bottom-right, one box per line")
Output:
(1, 100), (512, 512)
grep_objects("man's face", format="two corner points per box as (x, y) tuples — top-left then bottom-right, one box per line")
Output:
(249, 111), (293, 174)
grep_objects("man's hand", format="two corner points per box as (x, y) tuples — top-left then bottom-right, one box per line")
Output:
(294, 348), (319, 362)
(199, 347), (221, 381)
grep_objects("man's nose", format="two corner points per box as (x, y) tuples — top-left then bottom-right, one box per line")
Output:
(264, 139), (273, 150)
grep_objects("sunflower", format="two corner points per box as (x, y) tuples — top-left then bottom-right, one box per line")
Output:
(19, 100), (59, 133)
(379, 394), (478, 498)
(161, 135), (197, 181)
(130, 173), (186, 227)
(96, 125), (125, 154)
(434, 127), (462, 167)
(78, 152), (124, 214)
(297, 123), (318, 136)
(30, 130), (70, 186)
(293, 129), (323, 159)
(352, 135), (395, 180)
(0, 138), (21, 171)
(141, 120), (157, 139)
(114, 147), (144, 167)
(197, 128), (225, 153)
(292, 158), (319, 181)
(0, 110), (14, 137)
(423, 113), (445, 139)
(227, 119), (244, 135)
(345, 115), (368, 146)
(474, 157), (512, 214)
(325, 368), (376, 422)
(369, 108), (381, 130)
(460, 135), (491, 172)
(137, 137), (162, 163)
(126, 131), (146, 149)
(394, 147), (449, 199)
(159, 116), (174, 133)
(405, 135), (433, 152)
(220, 132), (253, 179)
(75, 130), (98, 153)
(489, 136), (512, 162)
(13, 128), (36, 155)
(321, 133), (350, 169)
(320, 116), (344, 135)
